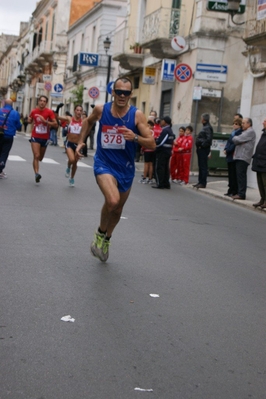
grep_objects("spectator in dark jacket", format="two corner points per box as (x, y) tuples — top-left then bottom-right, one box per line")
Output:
(193, 113), (213, 189)
(152, 116), (175, 189)
(251, 118), (266, 208)
(0, 99), (21, 179)
(224, 117), (242, 196)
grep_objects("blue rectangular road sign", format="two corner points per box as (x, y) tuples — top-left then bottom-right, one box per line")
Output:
(161, 59), (176, 82)
(79, 52), (99, 67)
(195, 63), (228, 82)
(196, 63), (227, 73)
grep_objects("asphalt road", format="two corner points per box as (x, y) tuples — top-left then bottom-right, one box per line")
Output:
(0, 135), (266, 399)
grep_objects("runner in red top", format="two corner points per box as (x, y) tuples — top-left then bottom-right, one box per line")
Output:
(28, 95), (57, 183)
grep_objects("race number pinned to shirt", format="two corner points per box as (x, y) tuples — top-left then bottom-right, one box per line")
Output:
(101, 125), (126, 149)
(69, 123), (82, 134)
(35, 124), (48, 134)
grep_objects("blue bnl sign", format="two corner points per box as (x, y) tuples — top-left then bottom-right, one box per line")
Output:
(161, 59), (176, 82)
(79, 52), (99, 67)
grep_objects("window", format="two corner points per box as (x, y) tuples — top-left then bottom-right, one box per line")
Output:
(133, 76), (139, 89)
(160, 90), (172, 117)
(51, 14), (55, 40)
(172, 0), (181, 8)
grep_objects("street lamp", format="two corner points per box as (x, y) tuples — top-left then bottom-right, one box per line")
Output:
(227, 0), (245, 25)
(103, 36), (112, 103)
(53, 61), (58, 73)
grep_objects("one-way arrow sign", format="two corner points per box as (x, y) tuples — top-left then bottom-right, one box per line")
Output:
(195, 63), (228, 82)
(196, 63), (227, 73)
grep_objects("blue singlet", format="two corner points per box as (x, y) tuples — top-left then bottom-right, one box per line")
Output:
(94, 102), (139, 192)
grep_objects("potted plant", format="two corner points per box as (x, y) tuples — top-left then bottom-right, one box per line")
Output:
(130, 42), (142, 54)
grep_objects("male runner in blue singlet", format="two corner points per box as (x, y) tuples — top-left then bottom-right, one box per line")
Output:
(76, 77), (155, 262)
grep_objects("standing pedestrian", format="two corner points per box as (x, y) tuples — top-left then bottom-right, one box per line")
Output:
(231, 117), (256, 200)
(252, 118), (266, 208)
(193, 113), (213, 189)
(170, 126), (185, 183)
(0, 99), (21, 179)
(23, 114), (29, 132)
(28, 95), (57, 183)
(76, 77), (155, 262)
(138, 119), (155, 184)
(223, 118), (242, 196)
(181, 125), (194, 185)
(153, 116), (175, 189)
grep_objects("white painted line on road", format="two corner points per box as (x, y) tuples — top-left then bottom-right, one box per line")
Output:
(61, 315), (75, 322)
(8, 155), (26, 161)
(149, 294), (160, 298)
(42, 158), (60, 164)
(77, 161), (92, 168)
(134, 388), (153, 392)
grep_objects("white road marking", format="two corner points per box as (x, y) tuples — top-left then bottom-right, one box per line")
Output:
(77, 161), (92, 168)
(8, 155), (92, 168)
(8, 155), (26, 161)
(42, 158), (60, 164)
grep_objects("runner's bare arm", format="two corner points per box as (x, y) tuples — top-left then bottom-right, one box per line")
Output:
(55, 115), (71, 123)
(120, 110), (156, 150)
(35, 114), (58, 128)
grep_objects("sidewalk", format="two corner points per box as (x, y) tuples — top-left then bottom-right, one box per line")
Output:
(84, 150), (266, 213)
(185, 179), (266, 213)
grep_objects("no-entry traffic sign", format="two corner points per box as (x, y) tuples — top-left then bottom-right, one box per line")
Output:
(88, 86), (100, 99)
(174, 63), (192, 82)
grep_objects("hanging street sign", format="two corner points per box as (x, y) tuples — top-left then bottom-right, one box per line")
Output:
(202, 88), (222, 98)
(161, 59), (176, 82)
(207, 0), (246, 14)
(54, 83), (63, 93)
(88, 86), (100, 99)
(174, 63), (193, 82)
(107, 81), (115, 95)
(193, 86), (202, 100)
(79, 52), (99, 67)
(44, 82), (52, 91)
(143, 67), (156, 85)
(43, 74), (52, 82)
(171, 36), (186, 52)
(195, 63), (228, 82)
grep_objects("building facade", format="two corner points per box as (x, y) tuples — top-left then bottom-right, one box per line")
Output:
(241, 0), (266, 188)
(63, 0), (127, 115)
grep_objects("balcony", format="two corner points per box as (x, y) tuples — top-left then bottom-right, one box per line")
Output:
(24, 41), (53, 74)
(112, 27), (144, 71)
(141, 7), (180, 59)
(113, 7), (180, 69)
(243, 18), (266, 46)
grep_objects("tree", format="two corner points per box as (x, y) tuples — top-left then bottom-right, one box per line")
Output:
(70, 84), (84, 106)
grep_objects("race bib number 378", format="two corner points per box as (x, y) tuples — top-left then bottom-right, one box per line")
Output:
(101, 125), (126, 149)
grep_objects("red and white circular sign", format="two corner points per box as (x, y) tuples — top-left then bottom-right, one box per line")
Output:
(171, 36), (186, 52)
(174, 63), (192, 83)
(44, 82), (52, 91)
(88, 86), (100, 99)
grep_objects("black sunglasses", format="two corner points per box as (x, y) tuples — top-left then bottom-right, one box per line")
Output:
(114, 89), (132, 97)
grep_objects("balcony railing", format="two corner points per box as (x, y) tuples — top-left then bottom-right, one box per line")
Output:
(244, 18), (266, 41)
(24, 40), (53, 67)
(142, 7), (180, 44)
(113, 26), (141, 55)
